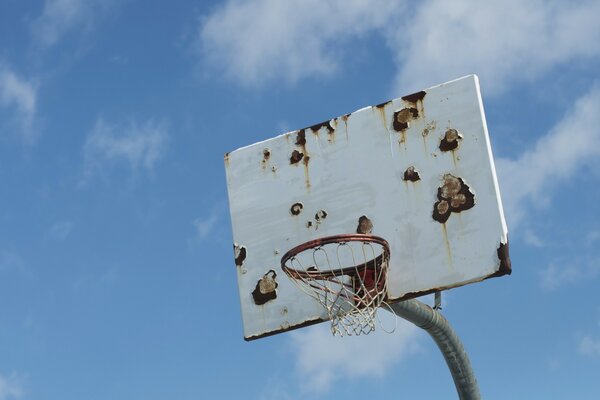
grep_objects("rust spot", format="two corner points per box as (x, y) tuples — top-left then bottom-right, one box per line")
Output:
(290, 202), (303, 216)
(393, 107), (418, 131)
(309, 120), (335, 134)
(432, 174), (475, 223)
(224, 152), (230, 167)
(356, 215), (373, 234)
(402, 91), (426, 103)
(403, 166), (421, 182)
(263, 148), (271, 160)
(496, 241), (512, 276)
(290, 150), (304, 164)
(375, 100), (392, 109)
(315, 210), (328, 221)
(296, 130), (306, 146)
(234, 244), (247, 267)
(439, 129), (463, 152)
(252, 270), (278, 305)
(306, 221), (313, 228)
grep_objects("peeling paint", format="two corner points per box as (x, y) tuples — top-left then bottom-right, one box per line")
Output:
(356, 215), (373, 234)
(432, 174), (475, 223)
(402, 91), (427, 103)
(290, 150), (304, 164)
(234, 244), (247, 267)
(309, 120), (335, 134)
(252, 270), (278, 305)
(439, 128), (463, 152)
(403, 166), (421, 182)
(496, 241), (512, 275)
(290, 202), (303, 216)
(393, 107), (418, 132)
(315, 210), (328, 221)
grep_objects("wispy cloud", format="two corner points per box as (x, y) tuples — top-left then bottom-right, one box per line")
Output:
(0, 372), (24, 400)
(81, 118), (168, 183)
(47, 221), (73, 241)
(389, 0), (600, 95)
(539, 256), (600, 291)
(289, 314), (419, 394)
(495, 85), (600, 228)
(30, 0), (115, 47)
(0, 65), (38, 143)
(189, 205), (224, 247)
(197, 0), (400, 86)
(579, 335), (600, 357)
(0, 250), (26, 274)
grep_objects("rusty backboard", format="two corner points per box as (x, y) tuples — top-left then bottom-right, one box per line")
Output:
(225, 75), (510, 340)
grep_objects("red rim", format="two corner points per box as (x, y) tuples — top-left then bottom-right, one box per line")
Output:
(280, 234), (390, 280)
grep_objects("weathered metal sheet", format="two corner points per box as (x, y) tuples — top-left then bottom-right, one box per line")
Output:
(225, 75), (509, 340)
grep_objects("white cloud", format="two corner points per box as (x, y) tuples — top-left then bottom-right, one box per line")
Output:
(389, 0), (600, 95)
(198, 1), (600, 93)
(192, 212), (220, 242)
(539, 256), (600, 291)
(495, 85), (600, 228)
(0, 372), (24, 400)
(0, 66), (37, 143)
(0, 251), (26, 273)
(48, 221), (73, 241)
(31, 0), (113, 47)
(198, 0), (400, 86)
(579, 335), (600, 357)
(82, 118), (168, 183)
(289, 313), (419, 393)
(523, 230), (544, 248)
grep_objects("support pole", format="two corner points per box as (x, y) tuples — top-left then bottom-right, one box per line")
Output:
(387, 299), (481, 400)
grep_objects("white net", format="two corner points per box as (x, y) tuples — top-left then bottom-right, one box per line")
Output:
(281, 235), (393, 336)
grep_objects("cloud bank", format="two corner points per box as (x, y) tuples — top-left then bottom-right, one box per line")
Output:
(198, 0), (600, 93)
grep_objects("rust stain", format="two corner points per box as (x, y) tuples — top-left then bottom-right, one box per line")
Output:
(252, 270), (278, 305)
(306, 221), (313, 228)
(432, 174), (475, 223)
(402, 91), (427, 103)
(356, 215), (373, 234)
(290, 150), (304, 164)
(342, 114), (350, 141)
(290, 202), (303, 216)
(261, 148), (271, 169)
(315, 209), (328, 221)
(441, 224), (453, 268)
(296, 129), (306, 146)
(496, 241), (512, 276)
(403, 166), (421, 182)
(224, 152), (230, 168)
(309, 120), (335, 134)
(234, 244), (247, 267)
(392, 107), (418, 132)
(375, 100), (392, 109)
(439, 128), (463, 152)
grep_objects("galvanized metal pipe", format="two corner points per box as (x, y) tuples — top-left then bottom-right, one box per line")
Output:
(387, 299), (481, 400)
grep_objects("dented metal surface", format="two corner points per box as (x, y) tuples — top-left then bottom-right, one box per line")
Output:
(224, 75), (509, 340)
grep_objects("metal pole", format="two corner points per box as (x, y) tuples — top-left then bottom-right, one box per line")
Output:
(387, 299), (481, 400)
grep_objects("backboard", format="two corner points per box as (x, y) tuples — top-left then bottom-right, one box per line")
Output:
(224, 75), (510, 341)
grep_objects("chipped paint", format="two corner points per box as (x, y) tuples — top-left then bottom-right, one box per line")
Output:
(290, 202), (303, 216)
(356, 215), (373, 234)
(439, 128), (463, 152)
(290, 150), (304, 164)
(403, 166), (421, 182)
(432, 174), (475, 223)
(234, 244), (247, 267)
(252, 270), (278, 305)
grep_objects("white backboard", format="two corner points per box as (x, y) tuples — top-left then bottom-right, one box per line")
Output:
(225, 75), (510, 340)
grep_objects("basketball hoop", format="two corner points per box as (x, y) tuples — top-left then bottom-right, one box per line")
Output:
(281, 234), (392, 336)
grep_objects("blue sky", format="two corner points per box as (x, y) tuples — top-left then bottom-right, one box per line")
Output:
(1, 0), (600, 399)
